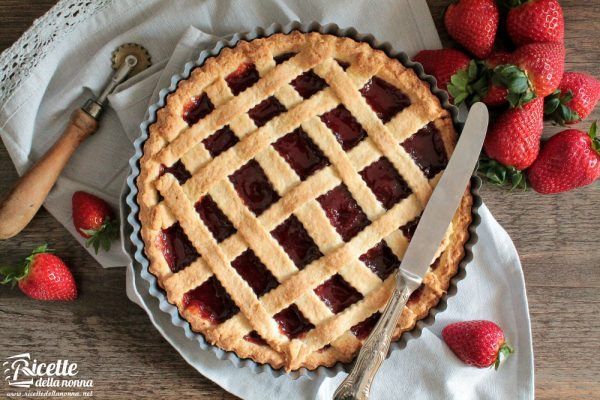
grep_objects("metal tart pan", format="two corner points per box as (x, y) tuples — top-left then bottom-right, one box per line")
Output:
(123, 20), (483, 380)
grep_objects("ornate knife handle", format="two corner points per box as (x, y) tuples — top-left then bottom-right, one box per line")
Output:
(333, 274), (413, 400)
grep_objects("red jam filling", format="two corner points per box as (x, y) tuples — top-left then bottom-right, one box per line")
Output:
(430, 257), (441, 271)
(314, 274), (363, 314)
(336, 59), (350, 70)
(320, 105), (368, 150)
(183, 276), (239, 324)
(317, 185), (370, 242)
(400, 216), (420, 241)
(158, 222), (199, 272)
(231, 250), (278, 297)
(291, 70), (327, 99)
(359, 157), (411, 210)
(229, 160), (280, 216)
(183, 93), (214, 126)
(243, 330), (267, 346)
(317, 344), (332, 353)
(248, 96), (286, 127)
(159, 160), (192, 184)
(202, 126), (239, 157)
(359, 76), (410, 123)
(273, 128), (329, 180)
(351, 312), (381, 340)
(195, 195), (236, 243)
(273, 304), (315, 339)
(401, 123), (448, 179)
(359, 240), (401, 280)
(274, 52), (296, 64)
(271, 215), (323, 269)
(225, 63), (260, 95)
(407, 284), (425, 306)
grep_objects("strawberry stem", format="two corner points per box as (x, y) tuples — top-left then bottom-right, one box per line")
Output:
(494, 343), (514, 370)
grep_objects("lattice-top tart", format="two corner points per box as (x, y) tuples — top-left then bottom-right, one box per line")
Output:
(137, 31), (472, 372)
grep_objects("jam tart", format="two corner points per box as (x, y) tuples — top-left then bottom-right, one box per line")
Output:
(137, 31), (472, 372)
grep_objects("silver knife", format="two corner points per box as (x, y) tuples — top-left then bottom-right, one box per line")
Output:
(333, 102), (489, 400)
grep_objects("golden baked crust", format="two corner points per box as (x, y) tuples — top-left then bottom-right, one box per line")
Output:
(136, 31), (472, 372)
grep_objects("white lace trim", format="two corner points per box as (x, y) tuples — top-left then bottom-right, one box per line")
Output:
(0, 0), (114, 106)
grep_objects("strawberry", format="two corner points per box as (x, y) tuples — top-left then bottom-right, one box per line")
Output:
(545, 72), (600, 125)
(481, 97), (544, 187)
(444, 0), (499, 59)
(72, 191), (119, 254)
(442, 320), (513, 369)
(414, 49), (471, 93)
(0, 245), (77, 301)
(492, 42), (565, 107)
(506, 0), (564, 46)
(528, 122), (600, 194)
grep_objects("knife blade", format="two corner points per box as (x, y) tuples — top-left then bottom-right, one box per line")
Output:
(399, 101), (488, 290)
(333, 102), (489, 400)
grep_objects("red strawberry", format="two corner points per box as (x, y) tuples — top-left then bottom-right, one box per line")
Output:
(528, 123), (600, 194)
(483, 96), (544, 175)
(545, 72), (600, 125)
(506, 0), (564, 46)
(442, 320), (513, 369)
(492, 42), (565, 107)
(414, 49), (471, 93)
(515, 42), (565, 98)
(0, 245), (77, 301)
(72, 191), (119, 254)
(444, 0), (499, 59)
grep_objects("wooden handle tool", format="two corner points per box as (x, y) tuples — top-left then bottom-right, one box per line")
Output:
(0, 46), (150, 240)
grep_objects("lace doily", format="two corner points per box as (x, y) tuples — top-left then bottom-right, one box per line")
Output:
(0, 0), (113, 106)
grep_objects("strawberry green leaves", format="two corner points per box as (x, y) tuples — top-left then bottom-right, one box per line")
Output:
(544, 89), (580, 125)
(447, 60), (489, 106)
(82, 217), (119, 254)
(0, 244), (51, 286)
(447, 60), (537, 108)
(491, 64), (536, 107)
(478, 156), (527, 190)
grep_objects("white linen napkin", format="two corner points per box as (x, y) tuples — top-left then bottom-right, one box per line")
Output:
(112, 25), (534, 400)
(0, 0), (534, 398)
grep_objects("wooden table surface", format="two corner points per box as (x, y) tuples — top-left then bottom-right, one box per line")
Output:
(0, 1), (598, 399)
